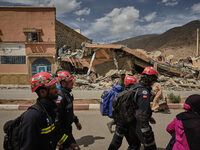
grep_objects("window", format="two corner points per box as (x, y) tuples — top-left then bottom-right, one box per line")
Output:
(23, 28), (42, 42)
(31, 58), (52, 76)
(27, 32), (40, 42)
(1, 56), (26, 64)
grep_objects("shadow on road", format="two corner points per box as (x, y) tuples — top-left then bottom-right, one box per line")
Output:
(76, 135), (105, 147)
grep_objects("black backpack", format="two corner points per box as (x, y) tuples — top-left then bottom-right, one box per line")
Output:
(3, 104), (43, 150)
(112, 85), (142, 124)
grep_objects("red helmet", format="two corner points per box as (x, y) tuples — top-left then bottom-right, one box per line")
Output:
(124, 76), (137, 85)
(57, 71), (73, 82)
(142, 67), (158, 77)
(30, 72), (57, 93)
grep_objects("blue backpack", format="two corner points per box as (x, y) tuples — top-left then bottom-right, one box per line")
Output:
(100, 85), (123, 117)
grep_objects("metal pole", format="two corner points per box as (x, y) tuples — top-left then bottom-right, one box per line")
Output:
(87, 51), (96, 75)
(197, 28), (199, 57)
(112, 50), (118, 70)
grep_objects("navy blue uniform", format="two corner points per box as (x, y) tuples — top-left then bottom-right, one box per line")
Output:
(19, 100), (67, 150)
(108, 83), (156, 150)
(135, 83), (156, 150)
(56, 87), (79, 149)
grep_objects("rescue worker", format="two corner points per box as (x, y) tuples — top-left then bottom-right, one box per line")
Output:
(56, 71), (82, 150)
(107, 76), (138, 133)
(108, 76), (140, 150)
(20, 72), (68, 150)
(135, 67), (158, 150)
(108, 67), (158, 150)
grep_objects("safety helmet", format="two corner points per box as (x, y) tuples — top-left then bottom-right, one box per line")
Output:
(57, 71), (73, 82)
(30, 72), (57, 93)
(124, 76), (137, 85)
(142, 66), (158, 77)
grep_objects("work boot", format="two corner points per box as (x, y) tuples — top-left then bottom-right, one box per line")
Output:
(107, 121), (114, 133)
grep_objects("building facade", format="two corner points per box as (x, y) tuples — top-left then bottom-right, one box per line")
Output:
(0, 6), (91, 85)
(0, 6), (56, 84)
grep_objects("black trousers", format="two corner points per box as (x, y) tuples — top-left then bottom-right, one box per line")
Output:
(108, 123), (141, 150)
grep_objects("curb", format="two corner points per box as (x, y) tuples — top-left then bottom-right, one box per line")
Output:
(0, 103), (183, 110)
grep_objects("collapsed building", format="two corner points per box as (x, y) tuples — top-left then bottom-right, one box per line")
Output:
(58, 42), (200, 90)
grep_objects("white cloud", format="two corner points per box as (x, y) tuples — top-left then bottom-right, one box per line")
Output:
(83, 6), (140, 40)
(74, 8), (90, 16)
(162, 0), (168, 3)
(161, 0), (179, 6)
(192, 3), (200, 14)
(144, 12), (157, 22)
(0, 0), (81, 16)
(76, 17), (85, 22)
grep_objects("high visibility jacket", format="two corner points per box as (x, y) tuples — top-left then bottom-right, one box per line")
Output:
(20, 100), (68, 150)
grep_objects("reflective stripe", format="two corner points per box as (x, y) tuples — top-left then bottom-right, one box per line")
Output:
(141, 127), (150, 133)
(58, 134), (68, 145)
(115, 131), (124, 138)
(144, 141), (155, 147)
(41, 123), (55, 134)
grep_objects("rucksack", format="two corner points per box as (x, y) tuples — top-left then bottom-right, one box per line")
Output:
(3, 104), (44, 150)
(112, 85), (142, 124)
(100, 85), (123, 117)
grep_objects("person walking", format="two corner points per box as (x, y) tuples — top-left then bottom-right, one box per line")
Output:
(166, 94), (200, 150)
(20, 72), (68, 150)
(56, 71), (82, 150)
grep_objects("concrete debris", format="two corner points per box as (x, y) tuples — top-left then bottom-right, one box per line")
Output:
(57, 43), (200, 90)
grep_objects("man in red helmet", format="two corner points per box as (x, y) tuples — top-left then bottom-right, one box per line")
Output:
(56, 71), (82, 150)
(108, 75), (139, 150)
(135, 66), (158, 150)
(108, 67), (158, 150)
(107, 75), (138, 133)
(20, 72), (68, 150)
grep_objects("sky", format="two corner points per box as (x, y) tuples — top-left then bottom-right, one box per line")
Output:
(0, 0), (200, 43)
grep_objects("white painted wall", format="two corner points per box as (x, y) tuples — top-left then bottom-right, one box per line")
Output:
(0, 43), (25, 56)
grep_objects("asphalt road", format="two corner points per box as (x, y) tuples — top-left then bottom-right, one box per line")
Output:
(0, 110), (181, 150)
(1, 88), (200, 100)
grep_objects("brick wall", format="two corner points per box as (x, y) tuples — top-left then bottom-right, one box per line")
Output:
(55, 20), (92, 51)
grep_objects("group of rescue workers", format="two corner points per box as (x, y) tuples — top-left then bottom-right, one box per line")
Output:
(10, 66), (200, 150)
(20, 71), (81, 150)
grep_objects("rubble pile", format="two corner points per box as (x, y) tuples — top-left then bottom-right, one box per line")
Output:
(159, 75), (200, 90)
(73, 70), (200, 91)
(58, 43), (200, 91)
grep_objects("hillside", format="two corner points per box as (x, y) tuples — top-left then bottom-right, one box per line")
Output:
(115, 20), (200, 59)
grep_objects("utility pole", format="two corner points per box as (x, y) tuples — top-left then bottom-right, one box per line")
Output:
(197, 28), (199, 57)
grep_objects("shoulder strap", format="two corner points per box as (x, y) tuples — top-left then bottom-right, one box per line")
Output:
(29, 103), (53, 124)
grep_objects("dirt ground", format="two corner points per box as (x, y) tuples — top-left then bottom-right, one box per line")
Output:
(0, 99), (100, 105)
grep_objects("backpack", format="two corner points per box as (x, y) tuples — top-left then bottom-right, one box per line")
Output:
(100, 85), (123, 117)
(112, 85), (142, 124)
(3, 104), (44, 150)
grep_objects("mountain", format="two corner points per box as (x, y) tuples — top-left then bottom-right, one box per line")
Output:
(115, 20), (200, 59)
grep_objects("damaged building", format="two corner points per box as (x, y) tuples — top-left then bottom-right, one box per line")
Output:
(60, 42), (200, 90)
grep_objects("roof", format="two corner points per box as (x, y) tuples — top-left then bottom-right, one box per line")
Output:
(0, 6), (56, 10)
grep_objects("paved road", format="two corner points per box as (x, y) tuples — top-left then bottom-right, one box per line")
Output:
(0, 89), (104, 100)
(1, 88), (200, 100)
(0, 110), (181, 150)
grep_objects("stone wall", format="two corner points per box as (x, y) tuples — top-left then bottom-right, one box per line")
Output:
(0, 74), (29, 85)
(55, 20), (92, 51)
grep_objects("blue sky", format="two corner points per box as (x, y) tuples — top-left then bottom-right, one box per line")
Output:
(0, 0), (200, 43)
